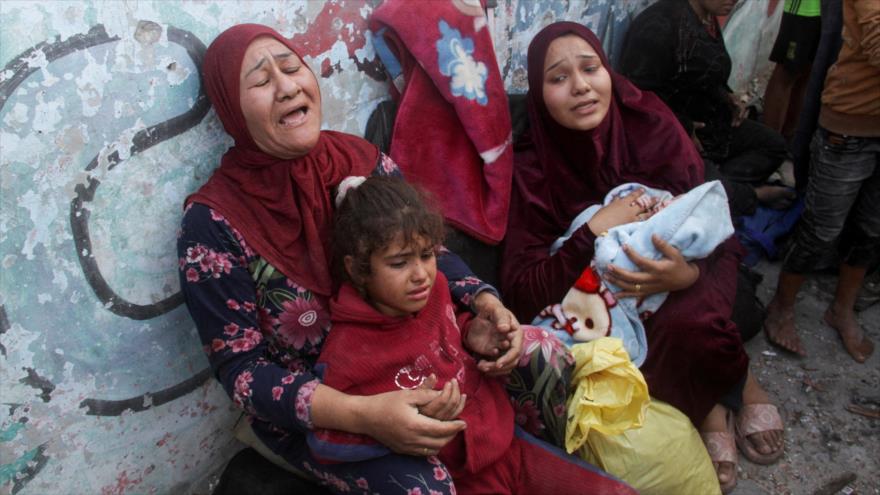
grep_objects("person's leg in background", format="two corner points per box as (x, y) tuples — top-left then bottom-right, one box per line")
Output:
(763, 64), (797, 137)
(763, 63), (812, 142)
(790, 0), (843, 192)
(731, 264), (765, 343)
(705, 158), (759, 217)
(763, 9), (822, 143)
(765, 129), (878, 361)
(822, 138), (879, 362)
(721, 119), (794, 209)
(721, 119), (788, 184)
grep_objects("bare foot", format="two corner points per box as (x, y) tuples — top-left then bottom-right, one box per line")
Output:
(755, 184), (796, 209)
(823, 306), (875, 363)
(740, 372), (784, 457)
(764, 301), (806, 356)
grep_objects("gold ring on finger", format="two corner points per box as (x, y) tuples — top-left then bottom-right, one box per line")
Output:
(635, 283), (641, 293)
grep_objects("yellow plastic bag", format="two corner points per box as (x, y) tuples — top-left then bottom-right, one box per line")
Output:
(582, 400), (721, 495)
(565, 338), (650, 453)
(565, 338), (720, 495)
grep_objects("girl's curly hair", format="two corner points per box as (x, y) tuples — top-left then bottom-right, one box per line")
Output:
(332, 176), (445, 290)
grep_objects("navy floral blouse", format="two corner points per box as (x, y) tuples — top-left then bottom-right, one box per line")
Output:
(177, 153), (493, 457)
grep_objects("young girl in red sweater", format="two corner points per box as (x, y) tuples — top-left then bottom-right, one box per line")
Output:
(308, 176), (634, 494)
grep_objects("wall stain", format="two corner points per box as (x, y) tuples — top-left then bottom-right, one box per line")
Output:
(19, 368), (55, 403)
(133, 20), (162, 45)
(0, 305), (8, 357)
(5, 444), (49, 495)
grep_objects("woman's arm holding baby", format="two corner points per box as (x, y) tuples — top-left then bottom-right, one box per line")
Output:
(602, 234), (700, 298)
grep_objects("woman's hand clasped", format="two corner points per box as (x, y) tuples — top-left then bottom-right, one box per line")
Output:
(470, 292), (523, 376)
(603, 234), (700, 298)
(356, 384), (466, 457)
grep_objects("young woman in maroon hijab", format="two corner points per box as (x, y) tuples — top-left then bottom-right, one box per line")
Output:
(500, 22), (784, 493)
(178, 24), (522, 493)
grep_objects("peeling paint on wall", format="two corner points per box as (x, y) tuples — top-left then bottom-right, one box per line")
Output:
(490, 0), (655, 93)
(0, 1), (777, 493)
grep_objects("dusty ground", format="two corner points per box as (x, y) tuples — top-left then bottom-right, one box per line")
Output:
(731, 260), (879, 495)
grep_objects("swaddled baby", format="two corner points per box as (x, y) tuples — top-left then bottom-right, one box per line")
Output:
(536, 181), (733, 366)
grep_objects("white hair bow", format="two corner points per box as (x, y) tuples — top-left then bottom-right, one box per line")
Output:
(335, 176), (367, 208)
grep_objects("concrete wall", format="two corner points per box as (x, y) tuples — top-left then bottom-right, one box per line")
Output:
(0, 1), (779, 493)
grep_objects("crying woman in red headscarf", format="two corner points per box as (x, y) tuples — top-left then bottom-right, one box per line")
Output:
(177, 23), (523, 493)
(500, 21), (784, 494)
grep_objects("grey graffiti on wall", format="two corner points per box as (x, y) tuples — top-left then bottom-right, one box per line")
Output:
(0, 21), (222, 492)
(3, 22), (214, 421)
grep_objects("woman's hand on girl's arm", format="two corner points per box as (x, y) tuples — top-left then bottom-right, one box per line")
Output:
(603, 234), (700, 298)
(471, 292), (524, 376)
(464, 312), (523, 376)
(310, 383), (465, 457)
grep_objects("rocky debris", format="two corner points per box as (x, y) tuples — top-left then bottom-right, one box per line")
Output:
(732, 261), (879, 494)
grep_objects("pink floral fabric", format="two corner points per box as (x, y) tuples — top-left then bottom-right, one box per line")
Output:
(507, 325), (574, 446)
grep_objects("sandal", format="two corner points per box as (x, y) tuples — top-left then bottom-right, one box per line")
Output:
(700, 411), (738, 494)
(735, 403), (784, 465)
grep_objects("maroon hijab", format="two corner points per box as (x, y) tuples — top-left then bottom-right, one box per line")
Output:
(187, 24), (378, 296)
(518, 21), (704, 228)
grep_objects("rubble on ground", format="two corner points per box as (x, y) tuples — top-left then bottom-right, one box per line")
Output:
(733, 261), (879, 495)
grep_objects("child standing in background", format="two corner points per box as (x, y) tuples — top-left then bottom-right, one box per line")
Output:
(763, 0), (822, 142)
(309, 176), (635, 494)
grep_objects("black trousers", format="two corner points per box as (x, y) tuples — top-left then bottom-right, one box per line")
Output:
(705, 119), (788, 217)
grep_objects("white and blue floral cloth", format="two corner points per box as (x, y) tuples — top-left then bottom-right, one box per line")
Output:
(437, 20), (489, 105)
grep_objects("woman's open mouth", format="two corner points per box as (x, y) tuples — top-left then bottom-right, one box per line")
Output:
(279, 106), (309, 127)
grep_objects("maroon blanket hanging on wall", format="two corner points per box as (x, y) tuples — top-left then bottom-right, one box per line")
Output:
(371, 0), (513, 244)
